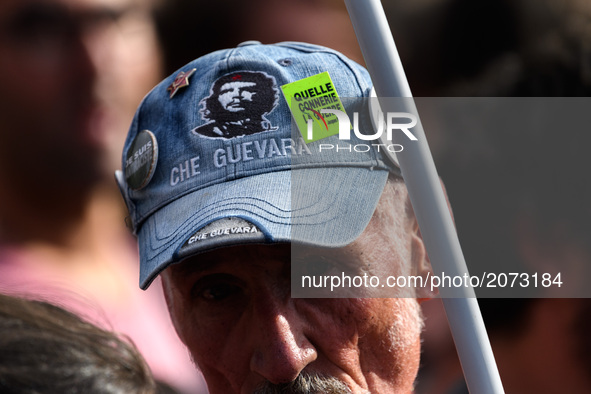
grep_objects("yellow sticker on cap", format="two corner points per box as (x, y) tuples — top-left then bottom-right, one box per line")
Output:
(281, 71), (346, 143)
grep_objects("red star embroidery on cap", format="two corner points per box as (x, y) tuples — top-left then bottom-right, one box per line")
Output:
(232, 74), (242, 80)
(167, 68), (197, 99)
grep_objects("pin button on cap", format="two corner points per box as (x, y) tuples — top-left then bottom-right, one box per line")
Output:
(237, 40), (262, 47)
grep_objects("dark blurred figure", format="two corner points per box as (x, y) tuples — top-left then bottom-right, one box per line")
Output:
(155, 0), (364, 74)
(0, 0), (205, 392)
(418, 0), (591, 393)
(0, 292), (157, 394)
(437, 0), (591, 97)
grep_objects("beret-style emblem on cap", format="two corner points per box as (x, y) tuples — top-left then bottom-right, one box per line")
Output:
(193, 71), (279, 139)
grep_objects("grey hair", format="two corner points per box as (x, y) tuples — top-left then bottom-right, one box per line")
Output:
(253, 372), (353, 394)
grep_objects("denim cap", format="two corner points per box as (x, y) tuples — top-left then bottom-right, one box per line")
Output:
(116, 41), (401, 289)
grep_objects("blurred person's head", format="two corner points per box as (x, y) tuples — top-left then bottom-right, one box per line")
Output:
(117, 41), (435, 393)
(0, 292), (157, 394)
(156, 0), (363, 75)
(434, 43), (591, 391)
(0, 0), (163, 193)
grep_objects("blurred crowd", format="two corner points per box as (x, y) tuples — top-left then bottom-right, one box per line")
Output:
(1, 0), (590, 393)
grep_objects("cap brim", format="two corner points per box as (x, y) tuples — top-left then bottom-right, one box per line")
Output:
(137, 167), (389, 289)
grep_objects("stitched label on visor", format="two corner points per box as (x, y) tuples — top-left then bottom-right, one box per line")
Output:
(178, 217), (265, 258)
(281, 71), (345, 143)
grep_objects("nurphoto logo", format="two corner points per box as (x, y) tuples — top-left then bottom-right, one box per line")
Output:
(310, 108), (417, 154)
(309, 108), (417, 141)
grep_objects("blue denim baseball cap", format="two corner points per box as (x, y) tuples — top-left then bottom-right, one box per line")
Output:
(116, 41), (401, 289)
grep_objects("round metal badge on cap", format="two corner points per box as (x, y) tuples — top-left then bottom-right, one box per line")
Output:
(125, 130), (158, 190)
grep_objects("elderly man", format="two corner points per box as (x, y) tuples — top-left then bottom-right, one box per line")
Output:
(117, 41), (434, 393)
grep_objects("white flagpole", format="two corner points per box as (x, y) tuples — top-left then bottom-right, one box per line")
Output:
(343, 1), (505, 393)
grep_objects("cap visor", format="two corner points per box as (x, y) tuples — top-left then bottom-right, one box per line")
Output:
(137, 167), (389, 289)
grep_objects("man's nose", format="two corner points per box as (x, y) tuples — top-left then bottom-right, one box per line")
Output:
(68, 35), (98, 81)
(67, 19), (122, 91)
(250, 309), (317, 384)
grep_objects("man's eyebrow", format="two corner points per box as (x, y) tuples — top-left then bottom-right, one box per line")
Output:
(171, 256), (220, 277)
(291, 244), (342, 259)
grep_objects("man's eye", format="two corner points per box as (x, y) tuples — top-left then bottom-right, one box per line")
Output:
(192, 274), (243, 302)
(201, 283), (240, 301)
(293, 252), (359, 278)
(293, 256), (339, 277)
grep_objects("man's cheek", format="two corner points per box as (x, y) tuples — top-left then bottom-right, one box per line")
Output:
(348, 299), (409, 343)
(300, 299), (369, 340)
(161, 286), (190, 346)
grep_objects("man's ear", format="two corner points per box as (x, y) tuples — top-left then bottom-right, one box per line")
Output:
(408, 178), (452, 302)
(409, 213), (437, 302)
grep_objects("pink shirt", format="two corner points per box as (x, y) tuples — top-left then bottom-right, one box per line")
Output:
(0, 246), (208, 394)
